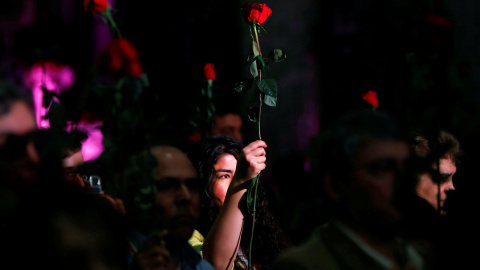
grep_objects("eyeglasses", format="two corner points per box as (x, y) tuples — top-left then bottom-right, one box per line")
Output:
(0, 132), (36, 159)
(63, 168), (88, 181)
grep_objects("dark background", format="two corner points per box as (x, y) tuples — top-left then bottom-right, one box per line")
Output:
(1, 0), (480, 244)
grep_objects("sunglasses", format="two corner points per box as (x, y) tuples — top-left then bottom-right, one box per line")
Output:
(0, 132), (36, 159)
(63, 167), (88, 182)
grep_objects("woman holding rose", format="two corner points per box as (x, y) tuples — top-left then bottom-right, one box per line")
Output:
(188, 135), (291, 270)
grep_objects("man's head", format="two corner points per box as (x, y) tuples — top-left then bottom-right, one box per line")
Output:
(0, 80), (36, 145)
(0, 79), (39, 188)
(211, 94), (243, 144)
(212, 111), (243, 144)
(150, 145), (200, 245)
(410, 130), (460, 215)
(311, 109), (412, 236)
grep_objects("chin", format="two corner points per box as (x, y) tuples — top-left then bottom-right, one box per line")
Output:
(169, 226), (195, 244)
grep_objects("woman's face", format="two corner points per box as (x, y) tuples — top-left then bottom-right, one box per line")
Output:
(212, 153), (237, 206)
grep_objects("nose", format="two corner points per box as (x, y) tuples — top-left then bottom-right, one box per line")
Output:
(25, 140), (40, 164)
(234, 131), (243, 144)
(176, 183), (192, 203)
(75, 174), (86, 188)
(443, 179), (455, 193)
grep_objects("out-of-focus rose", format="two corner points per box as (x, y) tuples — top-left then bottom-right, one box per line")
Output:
(425, 14), (454, 51)
(425, 14), (454, 31)
(241, 3), (272, 25)
(83, 0), (109, 14)
(97, 38), (144, 78)
(362, 90), (379, 108)
(187, 128), (202, 144)
(204, 63), (216, 81)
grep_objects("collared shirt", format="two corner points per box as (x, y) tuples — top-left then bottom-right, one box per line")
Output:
(334, 220), (424, 269)
(128, 230), (215, 270)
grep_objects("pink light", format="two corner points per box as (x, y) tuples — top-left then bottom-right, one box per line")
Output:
(23, 61), (75, 129)
(66, 121), (104, 162)
(24, 61), (105, 161)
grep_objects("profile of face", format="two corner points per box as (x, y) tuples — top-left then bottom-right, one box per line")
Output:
(151, 146), (200, 242)
(0, 100), (39, 187)
(62, 150), (86, 188)
(212, 113), (243, 144)
(342, 139), (410, 225)
(0, 100), (37, 146)
(416, 157), (456, 215)
(212, 153), (237, 206)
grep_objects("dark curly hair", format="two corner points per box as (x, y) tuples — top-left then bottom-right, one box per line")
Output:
(189, 134), (291, 270)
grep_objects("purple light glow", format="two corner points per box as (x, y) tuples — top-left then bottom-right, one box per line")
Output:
(24, 61), (105, 162)
(66, 121), (104, 162)
(23, 61), (75, 129)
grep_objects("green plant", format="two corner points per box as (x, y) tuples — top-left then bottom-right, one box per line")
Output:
(235, 2), (286, 269)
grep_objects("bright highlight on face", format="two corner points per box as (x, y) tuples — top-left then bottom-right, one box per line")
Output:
(416, 157), (456, 215)
(213, 154), (238, 206)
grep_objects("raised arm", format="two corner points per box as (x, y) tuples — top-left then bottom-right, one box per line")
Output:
(202, 140), (267, 270)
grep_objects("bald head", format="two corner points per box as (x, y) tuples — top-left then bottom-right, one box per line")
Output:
(150, 145), (197, 180)
(149, 145), (200, 244)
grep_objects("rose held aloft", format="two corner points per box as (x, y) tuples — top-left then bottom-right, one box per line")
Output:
(204, 63), (216, 81)
(241, 3), (272, 25)
(97, 38), (143, 78)
(84, 0), (109, 14)
(362, 90), (379, 108)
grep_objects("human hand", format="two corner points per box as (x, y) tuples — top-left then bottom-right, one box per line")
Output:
(132, 230), (174, 270)
(103, 194), (126, 216)
(233, 140), (267, 183)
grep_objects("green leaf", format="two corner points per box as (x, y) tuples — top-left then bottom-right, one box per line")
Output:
(208, 102), (216, 115)
(257, 24), (267, 34)
(140, 186), (153, 193)
(155, 113), (167, 127)
(268, 49), (287, 62)
(189, 113), (203, 128)
(140, 73), (150, 87)
(262, 64), (270, 74)
(234, 82), (245, 93)
(257, 55), (266, 71)
(255, 78), (277, 97)
(252, 41), (261, 57)
(248, 106), (259, 122)
(115, 109), (139, 130)
(234, 80), (253, 93)
(405, 52), (416, 63)
(264, 94), (277, 107)
(250, 60), (259, 78)
(115, 76), (127, 90)
(115, 91), (122, 107)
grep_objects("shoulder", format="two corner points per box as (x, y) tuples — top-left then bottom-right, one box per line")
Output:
(188, 229), (205, 256)
(269, 226), (340, 270)
(181, 242), (215, 270)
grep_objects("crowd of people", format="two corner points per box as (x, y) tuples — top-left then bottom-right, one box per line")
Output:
(0, 75), (476, 270)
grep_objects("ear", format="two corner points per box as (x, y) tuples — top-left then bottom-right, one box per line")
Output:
(323, 172), (343, 202)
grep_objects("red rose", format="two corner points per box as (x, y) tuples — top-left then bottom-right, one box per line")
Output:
(425, 14), (454, 31)
(362, 90), (379, 107)
(83, 0), (109, 14)
(241, 3), (272, 25)
(97, 38), (144, 78)
(204, 63), (216, 81)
